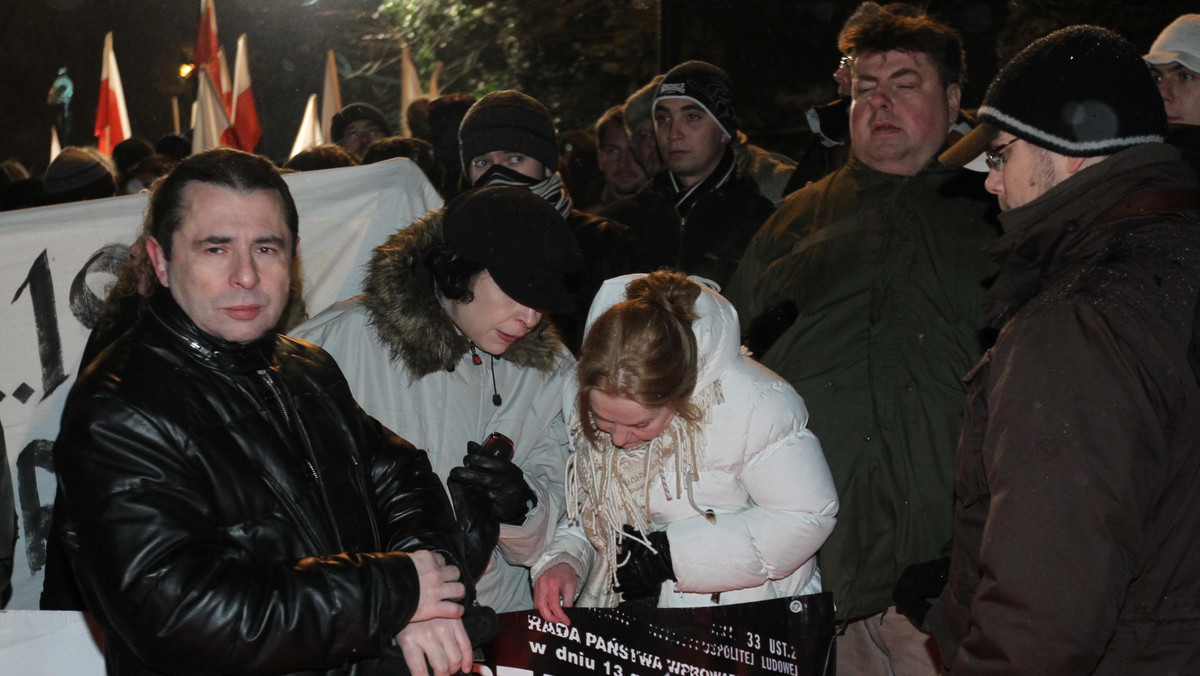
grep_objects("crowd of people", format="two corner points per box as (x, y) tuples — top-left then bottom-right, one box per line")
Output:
(3, 4), (1200, 676)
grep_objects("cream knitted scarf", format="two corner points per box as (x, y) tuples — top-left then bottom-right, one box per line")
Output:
(565, 380), (724, 605)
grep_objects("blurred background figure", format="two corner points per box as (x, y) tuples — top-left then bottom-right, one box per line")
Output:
(121, 154), (179, 194)
(282, 143), (358, 172)
(47, 66), (74, 144)
(623, 75), (665, 179)
(110, 137), (154, 195)
(362, 136), (442, 191)
(594, 105), (648, 208)
(41, 146), (115, 205)
(329, 102), (390, 161)
(558, 129), (603, 213)
(429, 93), (476, 200)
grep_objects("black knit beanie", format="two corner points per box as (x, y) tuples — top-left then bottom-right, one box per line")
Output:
(458, 91), (559, 174)
(941, 25), (1166, 166)
(655, 61), (737, 138)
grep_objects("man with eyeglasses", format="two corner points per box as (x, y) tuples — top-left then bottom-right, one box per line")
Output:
(932, 26), (1200, 673)
(724, 10), (998, 675)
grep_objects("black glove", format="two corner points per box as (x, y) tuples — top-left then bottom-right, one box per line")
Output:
(446, 480), (499, 582)
(614, 524), (675, 601)
(448, 444), (537, 525)
(893, 557), (950, 629)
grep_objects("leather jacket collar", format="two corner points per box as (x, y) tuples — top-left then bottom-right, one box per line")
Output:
(147, 290), (276, 375)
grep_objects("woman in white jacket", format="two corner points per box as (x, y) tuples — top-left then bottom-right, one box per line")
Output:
(291, 187), (580, 614)
(532, 271), (838, 622)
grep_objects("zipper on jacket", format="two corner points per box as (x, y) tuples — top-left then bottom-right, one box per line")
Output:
(258, 368), (345, 549)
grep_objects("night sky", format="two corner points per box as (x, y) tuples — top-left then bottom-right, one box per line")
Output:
(1, 0), (384, 173)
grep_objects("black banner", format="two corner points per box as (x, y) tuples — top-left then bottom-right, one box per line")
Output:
(481, 593), (835, 676)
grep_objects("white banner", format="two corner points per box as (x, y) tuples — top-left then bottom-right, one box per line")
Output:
(0, 157), (442, 613)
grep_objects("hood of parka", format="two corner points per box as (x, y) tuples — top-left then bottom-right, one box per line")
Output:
(362, 209), (565, 380)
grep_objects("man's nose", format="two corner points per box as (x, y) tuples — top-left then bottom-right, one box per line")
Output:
(231, 251), (259, 288)
(1157, 80), (1173, 102)
(984, 168), (1003, 196)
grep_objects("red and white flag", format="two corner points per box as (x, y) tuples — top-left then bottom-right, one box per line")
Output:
(192, 68), (233, 154)
(94, 31), (130, 156)
(195, 0), (225, 105)
(225, 34), (262, 151)
(320, 50), (342, 143)
(218, 46), (233, 114)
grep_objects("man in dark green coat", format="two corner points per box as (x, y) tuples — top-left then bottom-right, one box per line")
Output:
(724, 10), (998, 674)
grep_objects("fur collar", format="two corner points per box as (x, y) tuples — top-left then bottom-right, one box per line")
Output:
(362, 210), (565, 380)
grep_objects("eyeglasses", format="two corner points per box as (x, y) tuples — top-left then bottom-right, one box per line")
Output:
(837, 55), (853, 70)
(984, 138), (1018, 171)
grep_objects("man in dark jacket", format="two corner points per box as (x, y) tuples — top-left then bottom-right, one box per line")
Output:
(52, 148), (477, 676)
(724, 13), (997, 674)
(601, 60), (775, 291)
(931, 26), (1200, 673)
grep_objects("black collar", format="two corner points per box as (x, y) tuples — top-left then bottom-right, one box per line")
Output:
(147, 291), (277, 375)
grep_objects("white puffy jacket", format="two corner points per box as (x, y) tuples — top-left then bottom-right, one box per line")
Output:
(290, 211), (573, 613)
(532, 275), (839, 608)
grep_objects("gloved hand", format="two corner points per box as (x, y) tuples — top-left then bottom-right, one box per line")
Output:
(614, 524), (675, 602)
(448, 444), (537, 525)
(893, 556), (950, 629)
(446, 480), (499, 582)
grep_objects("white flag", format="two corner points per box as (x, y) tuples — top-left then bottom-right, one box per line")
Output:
(321, 50), (342, 143)
(50, 126), (62, 164)
(192, 68), (232, 154)
(290, 94), (323, 159)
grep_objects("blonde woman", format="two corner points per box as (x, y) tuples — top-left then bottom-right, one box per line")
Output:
(532, 271), (838, 621)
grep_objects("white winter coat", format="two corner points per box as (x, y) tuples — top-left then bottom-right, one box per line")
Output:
(290, 208), (575, 613)
(532, 274), (839, 608)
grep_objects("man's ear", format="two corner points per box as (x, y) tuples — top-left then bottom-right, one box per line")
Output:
(946, 83), (962, 124)
(1064, 155), (1091, 175)
(145, 236), (171, 288)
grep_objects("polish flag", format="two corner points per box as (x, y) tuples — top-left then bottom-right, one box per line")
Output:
(320, 50), (342, 144)
(94, 31), (130, 156)
(195, 0), (225, 104)
(192, 68), (233, 154)
(218, 46), (233, 114)
(224, 34), (261, 151)
(290, 94), (323, 159)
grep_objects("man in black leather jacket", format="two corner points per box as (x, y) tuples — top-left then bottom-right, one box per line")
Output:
(53, 148), (476, 676)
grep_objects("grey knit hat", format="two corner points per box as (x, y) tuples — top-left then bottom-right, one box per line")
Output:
(458, 91), (559, 174)
(623, 75), (664, 139)
(43, 147), (115, 204)
(941, 25), (1166, 167)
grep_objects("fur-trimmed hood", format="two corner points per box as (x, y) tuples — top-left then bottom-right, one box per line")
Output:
(362, 209), (565, 379)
